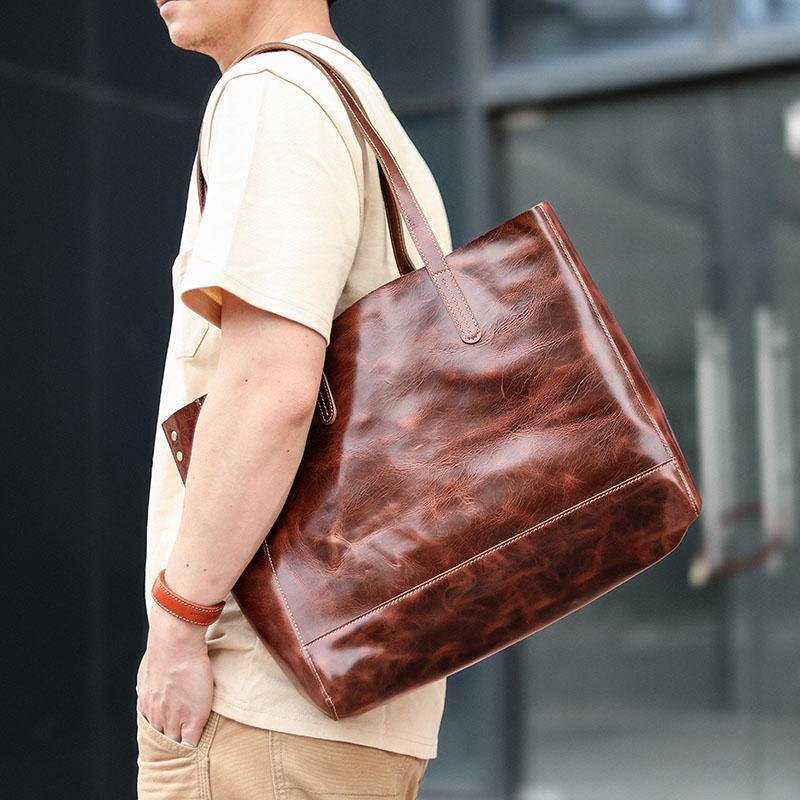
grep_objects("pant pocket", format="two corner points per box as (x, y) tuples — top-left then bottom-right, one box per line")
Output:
(136, 709), (219, 800)
(272, 729), (417, 799)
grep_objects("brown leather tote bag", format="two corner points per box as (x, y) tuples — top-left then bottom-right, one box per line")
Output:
(161, 42), (703, 720)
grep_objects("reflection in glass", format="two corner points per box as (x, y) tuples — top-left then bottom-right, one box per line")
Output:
(493, 0), (702, 63)
(737, 0), (800, 24)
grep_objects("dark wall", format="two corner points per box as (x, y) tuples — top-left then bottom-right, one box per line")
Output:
(2, 3), (216, 796)
(1, 2), (468, 798)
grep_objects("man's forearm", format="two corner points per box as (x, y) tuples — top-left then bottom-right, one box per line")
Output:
(162, 369), (318, 606)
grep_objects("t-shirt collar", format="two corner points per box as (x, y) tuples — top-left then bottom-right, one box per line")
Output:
(281, 31), (368, 72)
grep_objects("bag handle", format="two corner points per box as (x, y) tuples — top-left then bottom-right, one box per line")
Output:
(194, 40), (482, 344)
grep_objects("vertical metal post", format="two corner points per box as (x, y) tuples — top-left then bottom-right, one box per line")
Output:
(706, 0), (735, 40)
(458, 0), (494, 240)
(456, 7), (526, 800)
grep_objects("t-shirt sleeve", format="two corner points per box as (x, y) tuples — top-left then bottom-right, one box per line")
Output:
(179, 69), (362, 346)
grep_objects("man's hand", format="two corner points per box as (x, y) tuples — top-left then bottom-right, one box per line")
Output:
(136, 600), (213, 747)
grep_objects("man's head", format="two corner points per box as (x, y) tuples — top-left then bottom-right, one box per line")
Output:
(157, 0), (338, 71)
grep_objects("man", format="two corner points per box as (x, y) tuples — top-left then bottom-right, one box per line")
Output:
(137, 0), (452, 797)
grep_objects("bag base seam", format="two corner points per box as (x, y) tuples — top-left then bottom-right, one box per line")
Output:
(304, 457), (679, 648)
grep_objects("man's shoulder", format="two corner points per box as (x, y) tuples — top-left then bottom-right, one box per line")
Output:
(201, 43), (375, 159)
(201, 40), (390, 181)
(209, 42), (372, 120)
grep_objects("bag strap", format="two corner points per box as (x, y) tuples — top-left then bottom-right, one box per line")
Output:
(193, 40), (482, 344)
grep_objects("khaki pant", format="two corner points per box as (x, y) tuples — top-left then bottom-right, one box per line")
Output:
(136, 708), (429, 799)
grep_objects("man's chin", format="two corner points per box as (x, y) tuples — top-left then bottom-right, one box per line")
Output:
(165, 24), (204, 53)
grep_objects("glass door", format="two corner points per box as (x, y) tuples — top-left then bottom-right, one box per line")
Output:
(496, 67), (800, 800)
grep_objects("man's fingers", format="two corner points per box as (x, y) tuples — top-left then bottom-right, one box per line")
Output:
(137, 698), (151, 725)
(136, 700), (205, 747)
(163, 718), (184, 743)
(180, 721), (204, 747)
(160, 714), (206, 746)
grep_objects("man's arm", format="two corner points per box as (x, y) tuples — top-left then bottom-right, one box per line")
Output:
(164, 288), (326, 604)
(137, 289), (327, 746)
(137, 65), (361, 746)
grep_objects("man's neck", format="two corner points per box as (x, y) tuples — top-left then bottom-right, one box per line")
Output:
(215, 8), (339, 73)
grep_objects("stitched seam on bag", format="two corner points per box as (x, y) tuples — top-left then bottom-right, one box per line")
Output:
(306, 459), (676, 647)
(323, 374), (336, 421)
(316, 373), (336, 423)
(431, 268), (481, 342)
(376, 165), (477, 341)
(321, 375), (336, 423)
(263, 541), (339, 719)
(430, 271), (481, 343)
(442, 270), (481, 342)
(538, 205), (698, 515)
(317, 382), (330, 416)
(316, 386), (330, 420)
(385, 187), (412, 272)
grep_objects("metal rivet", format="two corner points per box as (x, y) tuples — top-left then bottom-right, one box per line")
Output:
(176, 451), (184, 462)
(170, 430), (178, 441)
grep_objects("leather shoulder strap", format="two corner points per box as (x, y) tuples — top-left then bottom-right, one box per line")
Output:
(194, 40), (481, 344)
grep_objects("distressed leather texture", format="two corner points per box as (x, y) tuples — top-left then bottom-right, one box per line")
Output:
(161, 43), (702, 720)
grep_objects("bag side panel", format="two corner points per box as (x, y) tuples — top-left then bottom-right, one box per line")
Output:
(532, 203), (702, 516)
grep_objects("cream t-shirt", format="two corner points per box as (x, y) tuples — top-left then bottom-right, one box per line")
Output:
(144, 32), (452, 759)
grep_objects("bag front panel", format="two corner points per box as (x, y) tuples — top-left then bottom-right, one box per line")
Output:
(262, 204), (695, 645)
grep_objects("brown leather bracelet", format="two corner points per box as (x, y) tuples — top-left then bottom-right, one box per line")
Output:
(151, 568), (225, 626)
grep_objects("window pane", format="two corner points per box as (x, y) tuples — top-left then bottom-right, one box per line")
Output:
(736, 0), (800, 25)
(493, 0), (704, 63)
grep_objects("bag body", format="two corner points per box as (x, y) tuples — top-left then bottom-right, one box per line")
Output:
(162, 42), (702, 720)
